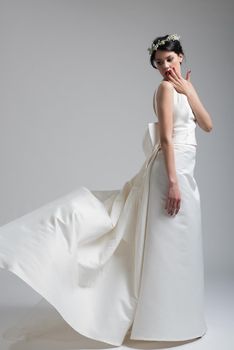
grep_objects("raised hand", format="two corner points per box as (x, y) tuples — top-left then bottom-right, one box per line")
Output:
(166, 67), (192, 96)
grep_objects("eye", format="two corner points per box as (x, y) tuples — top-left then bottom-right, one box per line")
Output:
(156, 57), (173, 65)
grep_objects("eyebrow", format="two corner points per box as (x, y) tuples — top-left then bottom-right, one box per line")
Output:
(155, 55), (173, 61)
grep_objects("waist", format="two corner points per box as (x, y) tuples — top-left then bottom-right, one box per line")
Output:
(172, 127), (197, 146)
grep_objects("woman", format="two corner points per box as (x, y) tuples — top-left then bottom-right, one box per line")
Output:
(0, 33), (212, 346)
(128, 33), (213, 342)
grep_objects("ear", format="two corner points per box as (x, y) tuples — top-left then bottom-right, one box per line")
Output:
(179, 53), (183, 63)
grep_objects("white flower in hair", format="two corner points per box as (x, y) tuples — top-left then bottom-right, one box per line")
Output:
(147, 33), (181, 55)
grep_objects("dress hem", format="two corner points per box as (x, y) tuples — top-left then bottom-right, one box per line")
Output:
(129, 327), (208, 343)
(1, 267), (125, 347)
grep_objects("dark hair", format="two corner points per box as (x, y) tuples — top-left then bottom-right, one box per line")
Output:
(149, 34), (186, 70)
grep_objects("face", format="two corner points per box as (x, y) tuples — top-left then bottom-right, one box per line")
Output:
(154, 50), (183, 80)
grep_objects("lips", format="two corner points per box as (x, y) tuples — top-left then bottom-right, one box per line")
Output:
(165, 69), (172, 75)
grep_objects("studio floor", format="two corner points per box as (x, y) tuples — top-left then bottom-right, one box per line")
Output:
(0, 270), (233, 350)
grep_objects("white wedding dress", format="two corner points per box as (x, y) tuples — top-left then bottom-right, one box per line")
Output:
(0, 84), (208, 346)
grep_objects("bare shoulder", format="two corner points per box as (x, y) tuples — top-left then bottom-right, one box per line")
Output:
(155, 81), (174, 103)
(153, 81), (174, 117)
(157, 80), (174, 94)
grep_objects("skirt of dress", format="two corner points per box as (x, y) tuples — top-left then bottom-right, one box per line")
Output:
(0, 129), (207, 346)
(130, 144), (207, 340)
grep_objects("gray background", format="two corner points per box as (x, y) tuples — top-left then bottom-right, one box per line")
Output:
(0, 0), (233, 279)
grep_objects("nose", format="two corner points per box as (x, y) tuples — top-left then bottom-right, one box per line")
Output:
(162, 63), (172, 75)
(162, 61), (170, 70)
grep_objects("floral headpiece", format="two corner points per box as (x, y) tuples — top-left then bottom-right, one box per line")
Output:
(147, 33), (181, 55)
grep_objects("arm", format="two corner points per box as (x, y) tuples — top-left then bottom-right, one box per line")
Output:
(166, 67), (213, 132)
(155, 81), (181, 216)
(155, 81), (178, 185)
(186, 83), (213, 132)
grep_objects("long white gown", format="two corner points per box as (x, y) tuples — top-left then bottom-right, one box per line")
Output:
(0, 85), (208, 346)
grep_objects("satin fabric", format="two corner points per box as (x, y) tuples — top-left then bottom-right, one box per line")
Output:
(130, 143), (207, 340)
(0, 87), (207, 345)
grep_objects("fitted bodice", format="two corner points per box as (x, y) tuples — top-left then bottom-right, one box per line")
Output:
(171, 87), (197, 141)
(143, 86), (197, 157)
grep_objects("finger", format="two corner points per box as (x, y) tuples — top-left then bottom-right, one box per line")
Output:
(167, 202), (174, 215)
(172, 67), (182, 78)
(165, 71), (172, 80)
(167, 198), (173, 209)
(168, 69), (177, 79)
(165, 197), (171, 212)
(172, 67), (178, 76)
(168, 199), (175, 215)
(170, 199), (179, 216)
(172, 202), (177, 215)
(170, 208), (176, 216)
(166, 71), (177, 83)
(170, 210), (174, 216)
(186, 69), (191, 81)
(174, 200), (181, 215)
